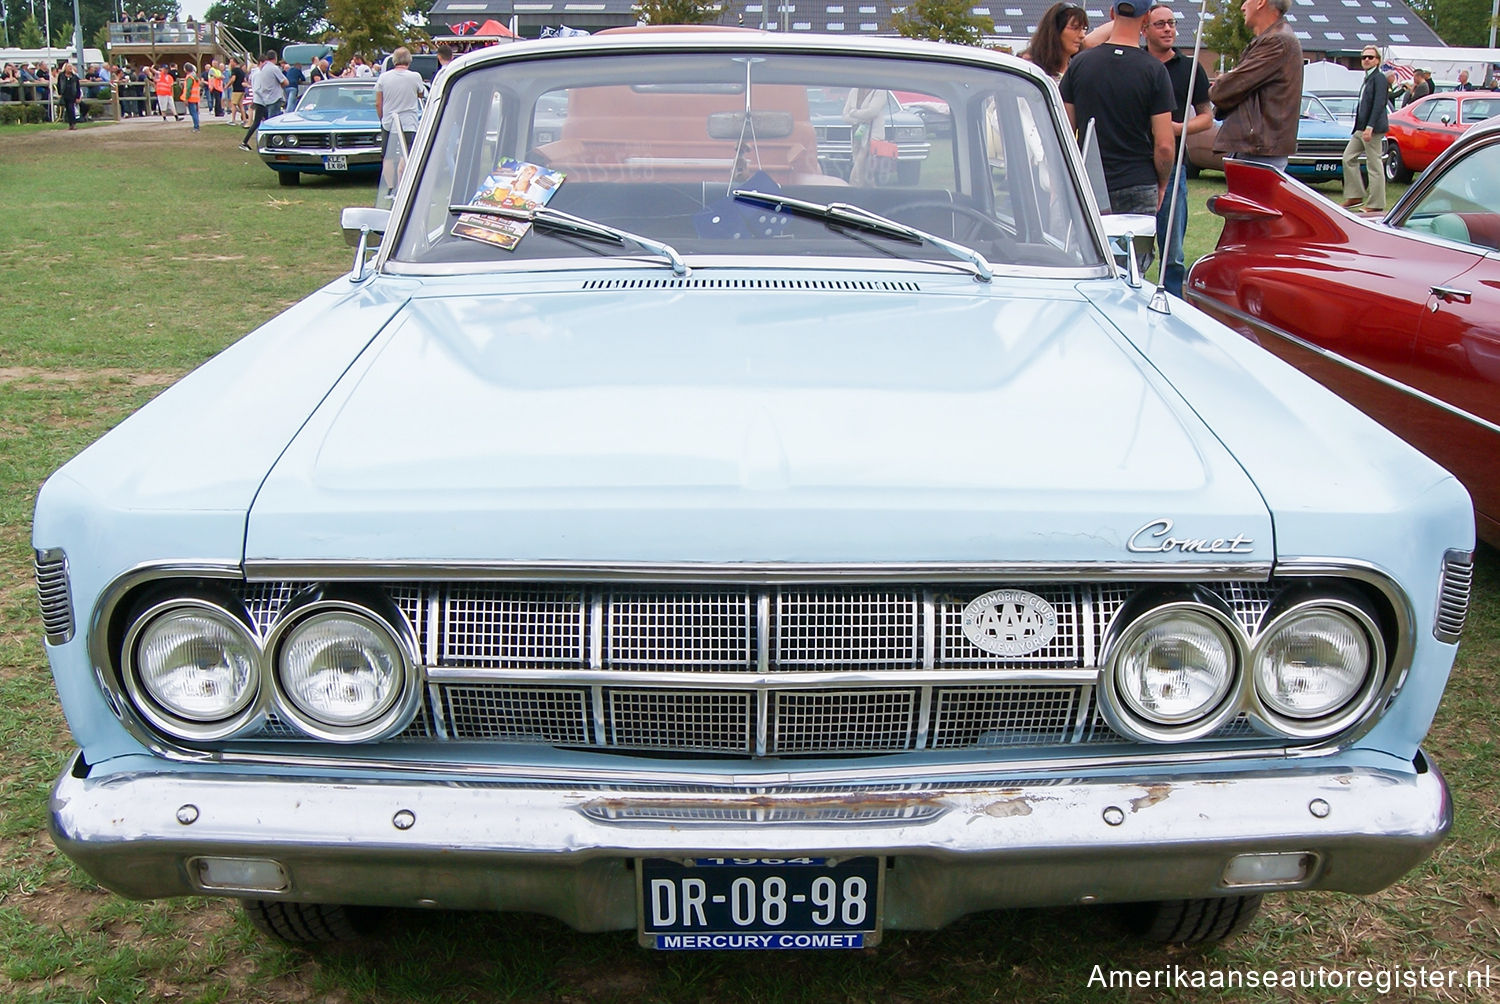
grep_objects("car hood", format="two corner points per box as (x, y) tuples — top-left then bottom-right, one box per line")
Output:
(245, 280), (1274, 566)
(264, 109), (378, 129)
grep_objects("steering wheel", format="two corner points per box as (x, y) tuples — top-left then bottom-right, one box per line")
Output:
(881, 200), (1015, 246)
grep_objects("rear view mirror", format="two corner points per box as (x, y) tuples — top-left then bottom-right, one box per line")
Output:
(707, 110), (795, 140)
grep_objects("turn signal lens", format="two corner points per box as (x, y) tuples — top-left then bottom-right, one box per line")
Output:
(134, 608), (258, 722)
(277, 611), (403, 727)
(1254, 608), (1370, 718)
(1116, 610), (1235, 725)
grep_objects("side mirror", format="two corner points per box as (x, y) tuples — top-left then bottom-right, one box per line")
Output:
(341, 206), (389, 281)
(1440, 114), (1453, 125)
(1102, 214), (1156, 288)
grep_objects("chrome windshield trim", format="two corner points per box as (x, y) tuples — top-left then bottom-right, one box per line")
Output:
(378, 255), (1116, 282)
(242, 559), (1275, 584)
(1186, 296), (1500, 438)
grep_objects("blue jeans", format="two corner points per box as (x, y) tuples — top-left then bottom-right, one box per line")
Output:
(186, 101), (199, 129)
(285, 85), (299, 110)
(1156, 166), (1189, 297)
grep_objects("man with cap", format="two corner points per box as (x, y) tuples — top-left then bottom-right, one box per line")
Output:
(1208, 0), (1302, 172)
(1060, 0), (1176, 217)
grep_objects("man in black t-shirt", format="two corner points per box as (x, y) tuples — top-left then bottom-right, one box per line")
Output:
(1144, 3), (1210, 296)
(1060, 0), (1175, 216)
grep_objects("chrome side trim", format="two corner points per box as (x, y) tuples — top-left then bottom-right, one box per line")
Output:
(35, 548), (75, 645)
(1435, 549), (1474, 644)
(1187, 296), (1500, 438)
(243, 559), (1274, 584)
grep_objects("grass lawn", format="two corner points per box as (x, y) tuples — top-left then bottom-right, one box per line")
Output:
(0, 117), (1493, 1004)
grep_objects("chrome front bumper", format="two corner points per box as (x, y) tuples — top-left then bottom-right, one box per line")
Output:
(50, 755), (1449, 932)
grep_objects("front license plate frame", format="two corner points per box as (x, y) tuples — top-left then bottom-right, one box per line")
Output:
(323, 154), (348, 171)
(638, 856), (884, 950)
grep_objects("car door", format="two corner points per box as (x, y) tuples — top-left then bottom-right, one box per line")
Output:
(1408, 96), (1459, 169)
(1395, 136), (1500, 529)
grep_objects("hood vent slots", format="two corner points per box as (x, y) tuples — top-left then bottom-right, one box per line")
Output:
(580, 278), (921, 292)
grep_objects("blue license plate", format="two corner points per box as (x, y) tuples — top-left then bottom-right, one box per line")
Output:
(639, 856), (882, 949)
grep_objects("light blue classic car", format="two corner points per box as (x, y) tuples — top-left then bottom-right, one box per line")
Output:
(256, 79), (383, 187)
(38, 33), (1473, 951)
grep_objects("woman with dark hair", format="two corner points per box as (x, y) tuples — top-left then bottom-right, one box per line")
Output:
(1025, 3), (1089, 82)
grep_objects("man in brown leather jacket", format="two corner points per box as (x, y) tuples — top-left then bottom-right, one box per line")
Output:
(1208, 0), (1302, 171)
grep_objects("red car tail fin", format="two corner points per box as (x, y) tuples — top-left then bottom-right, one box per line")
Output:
(1207, 192), (1283, 222)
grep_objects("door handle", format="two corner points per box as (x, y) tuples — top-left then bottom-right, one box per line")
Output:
(1430, 285), (1473, 304)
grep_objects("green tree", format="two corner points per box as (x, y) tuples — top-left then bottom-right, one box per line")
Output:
(1411, 0), (1497, 45)
(204, 0), (328, 43)
(1203, 0), (1253, 67)
(889, 0), (993, 45)
(324, 0), (406, 63)
(52, 19), (75, 47)
(633, 0), (720, 24)
(19, 14), (44, 47)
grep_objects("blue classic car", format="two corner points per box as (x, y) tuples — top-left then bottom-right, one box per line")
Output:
(1188, 93), (1365, 182)
(257, 79), (384, 186)
(38, 33), (1473, 951)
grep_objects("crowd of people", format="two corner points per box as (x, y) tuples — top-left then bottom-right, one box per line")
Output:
(1024, 0), (1335, 297)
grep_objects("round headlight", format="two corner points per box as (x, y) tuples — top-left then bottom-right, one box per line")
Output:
(269, 134), (284, 147)
(1254, 608), (1371, 719)
(1114, 609), (1236, 726)
(276, 611), (405, 729)
(132, 606), (258, 723)
(284, 134), (299, 147)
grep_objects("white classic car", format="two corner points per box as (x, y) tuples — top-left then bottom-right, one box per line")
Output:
(37, 31), (1473, 951)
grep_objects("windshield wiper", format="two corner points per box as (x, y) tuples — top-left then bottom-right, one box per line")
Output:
(448, 204), (688, 276)
(731, 189), (993, 282)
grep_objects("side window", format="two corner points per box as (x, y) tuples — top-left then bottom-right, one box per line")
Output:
(1396, 142), (1500, 250)
(1425, 98), (1457, 124)
(1461, 98), (1498, 124)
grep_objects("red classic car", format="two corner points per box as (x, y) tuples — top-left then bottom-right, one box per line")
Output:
(1384, 90), (1500, 182)
(1187, 120), (1500, 544)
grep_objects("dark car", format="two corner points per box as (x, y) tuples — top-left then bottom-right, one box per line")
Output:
(1384, 90), (1500, 182)
(1187, 118), (1500, 544)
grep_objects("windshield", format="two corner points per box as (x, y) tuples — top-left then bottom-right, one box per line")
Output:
(296, 82), (375, 112)
(391, 49), (1104, 272)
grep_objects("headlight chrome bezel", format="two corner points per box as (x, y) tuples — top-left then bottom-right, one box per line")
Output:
(1099, 594), (1246, 743)
(121, 595), (264, 741)
(263, 591), (422, 743)
(1249, 595), (1386, 739)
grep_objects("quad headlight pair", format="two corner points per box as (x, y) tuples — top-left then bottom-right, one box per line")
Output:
(1099, 589), (1386, 743)
(121, 591), (417, 743)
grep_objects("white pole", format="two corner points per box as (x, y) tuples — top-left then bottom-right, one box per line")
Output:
(1148, 0), (1210, 314)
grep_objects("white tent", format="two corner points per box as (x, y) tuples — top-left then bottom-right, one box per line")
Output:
(1384, 45), (1500, 88)
(1302, 60), (1365, 93)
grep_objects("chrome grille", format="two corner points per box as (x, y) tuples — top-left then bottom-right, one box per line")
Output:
(230, 580), (1288, 756)
(281, 131), (332, 149)
(928, 685), (1080, 748)
(776, 589), (919, 668)
(606, 689), (753, 752)
(442, 585), (585, 667)
(771, 689), (918, 753)
(34, 549), (74, 645)
(608, 590), (753, 669)
(443, 685), (590, 743)
(1435, 550), (1474, 643)
(335, 131), (381, 149)
(1296, 139), (1349, 158)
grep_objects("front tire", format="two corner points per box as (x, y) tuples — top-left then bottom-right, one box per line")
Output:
(1124, 895), (1263, 945)
(1384, 139), (1410, 183)
(243, 900), (382, 943)
(278, 170), (301, 187)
